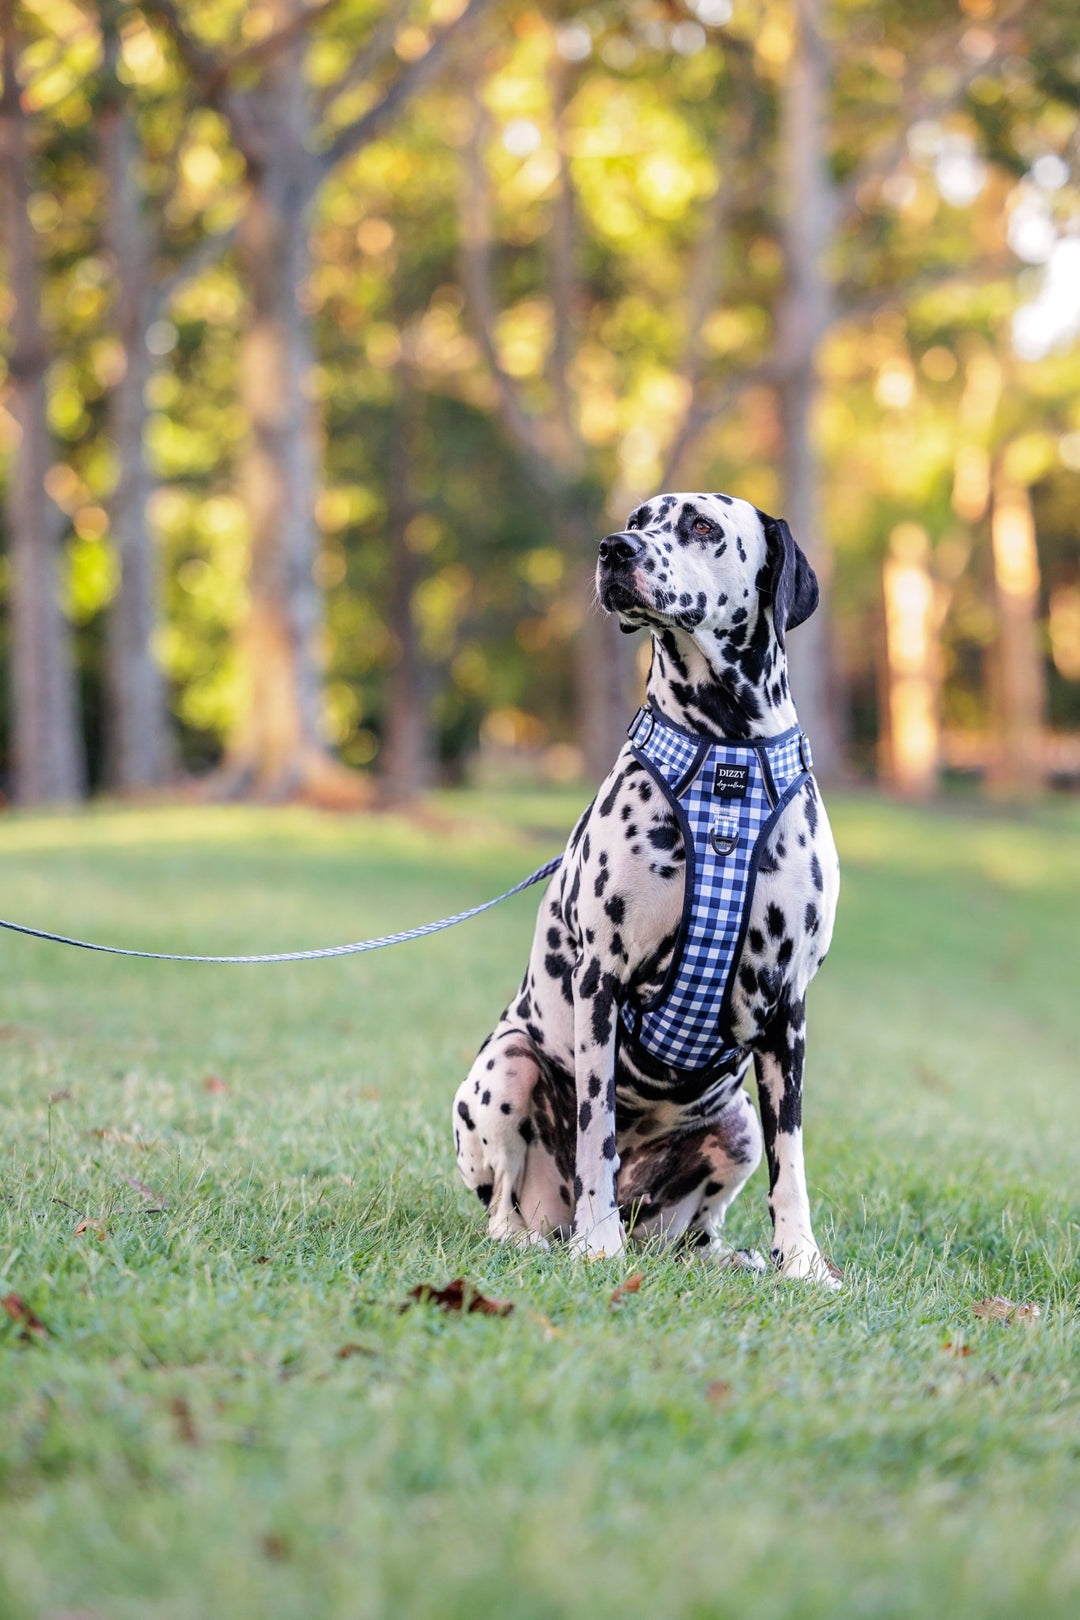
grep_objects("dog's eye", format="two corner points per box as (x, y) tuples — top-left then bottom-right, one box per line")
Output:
(692, 518), (713, 535)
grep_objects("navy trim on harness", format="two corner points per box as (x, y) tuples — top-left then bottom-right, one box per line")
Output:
(623, 703), (813, 1074)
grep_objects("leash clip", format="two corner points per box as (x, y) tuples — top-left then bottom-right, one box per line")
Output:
(798, 732), (814, 773)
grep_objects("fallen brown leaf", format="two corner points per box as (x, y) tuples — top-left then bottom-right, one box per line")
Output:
(254, 1255), (271, 1265)
(943, 1340), (973, 1358)
(170, 1395), (199, 1446)
(48, 1088), (72, 1103)
(261, 1532), (289, 1561)
(334, 1342), (375, 1360)
(609, 1272), (644, 1308)
(2, 1292), (50, 1342)
(204, 1076), (229, 1095)
(973, 1296), (1042, 1325)
(705, 1380), (732, 1407)
(401, 1278), (513, 1317)
(73, 1220), (108, 1241)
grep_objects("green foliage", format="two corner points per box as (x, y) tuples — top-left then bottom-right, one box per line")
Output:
(1, 0), (1079, 785)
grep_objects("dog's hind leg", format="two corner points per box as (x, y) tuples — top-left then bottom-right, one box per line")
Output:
(617, 1090), (764, 1266)
(452, 1028), (566, 1246)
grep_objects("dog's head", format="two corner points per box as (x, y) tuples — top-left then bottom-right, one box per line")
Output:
(596, 491), (818, 651)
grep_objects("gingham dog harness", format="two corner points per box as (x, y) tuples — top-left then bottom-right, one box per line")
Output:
(622, 703), (814, 1073)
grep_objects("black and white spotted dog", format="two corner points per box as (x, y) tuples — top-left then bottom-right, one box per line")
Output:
(453, 492), (841, 1286)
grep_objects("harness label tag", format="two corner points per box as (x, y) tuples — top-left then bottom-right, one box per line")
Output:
(713, 761), (750, 799)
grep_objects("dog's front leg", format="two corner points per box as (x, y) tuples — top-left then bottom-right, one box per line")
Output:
(568, 956), (625, 1259)
(754, 996), (839, 1289)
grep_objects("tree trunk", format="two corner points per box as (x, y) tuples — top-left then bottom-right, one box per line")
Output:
(228, 176), (323, 796)
(0, 19), (85, 804)
(574, 587), (639, 782)
(381, 385), (434, 802)
(100, 11), (171, 791)
(211, 7), (365, 804)
(880, 527), (941, 797)
(775, 0), (845, 782)
(987, 472), (1045, 796)
(567, 504), (639, 781)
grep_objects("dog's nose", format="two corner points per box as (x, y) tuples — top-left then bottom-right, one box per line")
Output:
(598, 533), (641, 566)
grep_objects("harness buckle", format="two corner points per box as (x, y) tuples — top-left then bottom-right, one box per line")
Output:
(798, 732), (814, 773)
(709, 816), (740, 858)
(627, 705), (654, 747)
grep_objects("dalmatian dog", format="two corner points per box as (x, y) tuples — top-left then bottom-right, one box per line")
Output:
(453, 493), (841, 1286)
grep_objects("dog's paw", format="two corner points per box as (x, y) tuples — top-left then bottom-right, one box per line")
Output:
(707, 1242), (768, 1274)
(488, 1214), (550, 1250)
(773, 1245), (843, 1291)
(569, 1213), (627, 1260)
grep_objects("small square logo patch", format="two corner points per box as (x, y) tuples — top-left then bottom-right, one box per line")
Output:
(713, 761), (750, 799)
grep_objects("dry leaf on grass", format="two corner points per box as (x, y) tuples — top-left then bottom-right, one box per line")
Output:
(204, 1076), (229, 1095)
(973, 1296), (1042, 1325)
(705, 1380), (732, 1407)
(73, 1220), (108, 1241)
(609, 1273), (644, 1308)
(401, 1278), (513, 1317)
(170, 1395), (199, 1446)
(334, 1342), (376, 1360)
(2, 1293), (50, 1342)
(48, 1088), (71, 1103)
(261, 1532), (289, 1561)
(942, 1340), (973, 1358)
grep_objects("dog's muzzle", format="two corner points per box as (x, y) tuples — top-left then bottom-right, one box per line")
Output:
(597, 532), (645, 614)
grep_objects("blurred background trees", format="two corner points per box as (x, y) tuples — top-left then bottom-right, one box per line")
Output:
(1, 0), (1078, 808)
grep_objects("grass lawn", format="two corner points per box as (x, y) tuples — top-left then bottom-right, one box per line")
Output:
(1, 788), (1079, 1620)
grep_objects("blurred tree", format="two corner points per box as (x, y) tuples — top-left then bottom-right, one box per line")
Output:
(775, 0), (841, 778)
(0, 8), (86, 803)
(381, 365), (436, 800)
(142, 0), (491, 800)
(99, 0), (171, 790)
(460, 10), (753, 777)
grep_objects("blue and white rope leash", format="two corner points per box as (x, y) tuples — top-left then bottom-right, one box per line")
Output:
(0, 855), (563, 965)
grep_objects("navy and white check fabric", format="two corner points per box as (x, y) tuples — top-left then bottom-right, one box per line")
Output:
(622, 706), (812, 1072)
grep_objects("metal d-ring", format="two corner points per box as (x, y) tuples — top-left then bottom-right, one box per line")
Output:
(709, 817), (740, 857)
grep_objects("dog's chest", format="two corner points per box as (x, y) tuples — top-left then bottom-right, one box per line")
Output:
(525, 742), (834, 1084)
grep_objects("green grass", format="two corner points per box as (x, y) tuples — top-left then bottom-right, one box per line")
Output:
(1, 790), (1079, 1620)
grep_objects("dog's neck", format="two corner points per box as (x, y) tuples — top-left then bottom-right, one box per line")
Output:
(645, 616), (798, 741)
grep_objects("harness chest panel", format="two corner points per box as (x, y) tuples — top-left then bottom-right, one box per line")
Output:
(622, 705), (812, 1074)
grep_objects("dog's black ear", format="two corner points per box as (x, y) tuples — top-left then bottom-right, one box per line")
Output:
(760, 512), (818, 644)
